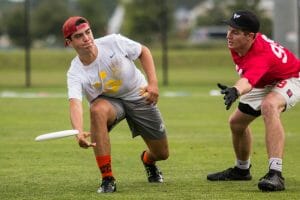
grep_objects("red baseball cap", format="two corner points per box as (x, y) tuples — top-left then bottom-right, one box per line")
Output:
(62, 16), (90, 45)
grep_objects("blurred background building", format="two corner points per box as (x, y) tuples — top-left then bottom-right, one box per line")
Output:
(273, 0), (298, 55)
(0, 0), (299, 55)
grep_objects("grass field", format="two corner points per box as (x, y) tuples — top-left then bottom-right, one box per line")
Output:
(1, 49), (300, 199)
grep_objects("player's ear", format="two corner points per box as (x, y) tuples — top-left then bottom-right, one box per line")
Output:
(245, 32), (255, 41)
(249, 32), (256, 39)
(65, 38), (72, 47)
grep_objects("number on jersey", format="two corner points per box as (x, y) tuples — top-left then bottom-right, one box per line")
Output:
(262, 35), (287, 64)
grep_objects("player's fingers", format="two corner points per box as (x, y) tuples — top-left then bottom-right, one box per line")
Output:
(217, 83), (227, 90)
(88, 142), (97, 147)
(220, 90), (227, 94)
(142, 92), (149, 97)
(225, 98), (233, 110)
(226, 103), (232, 110)
(79, 143), (89, 149)
(145, 94), (158, 105)
(139, 87), (146, 95)
(83, 132), (91, 138)
(78, 138), (93, 148)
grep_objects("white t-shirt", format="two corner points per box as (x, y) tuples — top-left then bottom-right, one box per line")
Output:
(67, 34), (147, 102)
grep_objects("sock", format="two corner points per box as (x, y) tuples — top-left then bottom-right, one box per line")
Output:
(142, 151), (155, 165)
(269, 157), (282, 172)
(95, 155), (113, 178)
(235, 159), (251, 170)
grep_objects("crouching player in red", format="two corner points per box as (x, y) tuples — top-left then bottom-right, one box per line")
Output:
(207, 10), (300, 192)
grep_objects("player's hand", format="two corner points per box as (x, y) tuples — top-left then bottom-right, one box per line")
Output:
(217, 83), (239, 110)
(139, 85), (159, 105)
(76, 131), (96, 149)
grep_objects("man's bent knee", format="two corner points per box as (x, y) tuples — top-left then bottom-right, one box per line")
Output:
(228, 114), (243, 130)
(90, 100), (115, 120)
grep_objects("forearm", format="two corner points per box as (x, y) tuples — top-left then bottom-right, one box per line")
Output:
(139, 46), (158, 86)
(69, 99), (95, 148)
(69, 99), (84, 132)
(233, 78), (252, 96)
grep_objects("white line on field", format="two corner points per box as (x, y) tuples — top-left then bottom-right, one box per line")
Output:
(0, 91), (66, 98)
(0, 90), (221, 99)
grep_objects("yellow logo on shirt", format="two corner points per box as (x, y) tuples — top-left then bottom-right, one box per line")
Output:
(92, 82), (101, 89)
(105, 79), (122, 93)
(99, 71), (107, 79)
(97, 70), (122, 93)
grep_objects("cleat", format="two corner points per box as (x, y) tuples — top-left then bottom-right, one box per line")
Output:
(141, 151), (163, 183)
(97, 176), (116, 193)
(258, 170), (285, 192)
(207, 166), (252, 181)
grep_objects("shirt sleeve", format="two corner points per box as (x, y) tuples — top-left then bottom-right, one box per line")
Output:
(115, 34), (142, 60)
(67, 69), (83, 101)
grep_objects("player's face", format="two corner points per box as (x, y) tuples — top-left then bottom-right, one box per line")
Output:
(226, 27), (254, 54)
(69, 26), (95, 50)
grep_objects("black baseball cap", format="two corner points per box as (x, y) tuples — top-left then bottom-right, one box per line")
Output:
(223, 10), (260, 33)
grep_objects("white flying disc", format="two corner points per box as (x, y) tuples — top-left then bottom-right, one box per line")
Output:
(35, 130), (79, 142)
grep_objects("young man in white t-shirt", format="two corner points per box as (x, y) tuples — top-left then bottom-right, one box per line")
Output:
(62, 16), (169, 193)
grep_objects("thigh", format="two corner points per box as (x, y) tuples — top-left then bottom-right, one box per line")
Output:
(124, 99), (167, 139)
(239, 87), (271, 111)
(272, 78), (300, 110)
(230, 108), (257, 129)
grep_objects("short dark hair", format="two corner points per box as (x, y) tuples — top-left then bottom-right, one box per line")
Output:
(75, 18), (88, 26)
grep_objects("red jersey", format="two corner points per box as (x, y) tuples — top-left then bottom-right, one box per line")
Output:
(230, 33), (300, 88)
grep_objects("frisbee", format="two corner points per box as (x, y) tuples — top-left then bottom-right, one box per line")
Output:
(35, 130), (79, 141)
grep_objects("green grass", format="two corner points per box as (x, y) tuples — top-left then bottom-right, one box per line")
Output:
(1, 49), (300, 199)
(0, 48), (235, 88)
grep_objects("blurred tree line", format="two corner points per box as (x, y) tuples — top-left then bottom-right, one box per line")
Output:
(197, 0), (272, 37)
(0, 0), (272, 48)
(0, 0), (118, 47)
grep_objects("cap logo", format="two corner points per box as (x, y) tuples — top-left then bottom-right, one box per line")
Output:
(233, 13), (241, 19)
